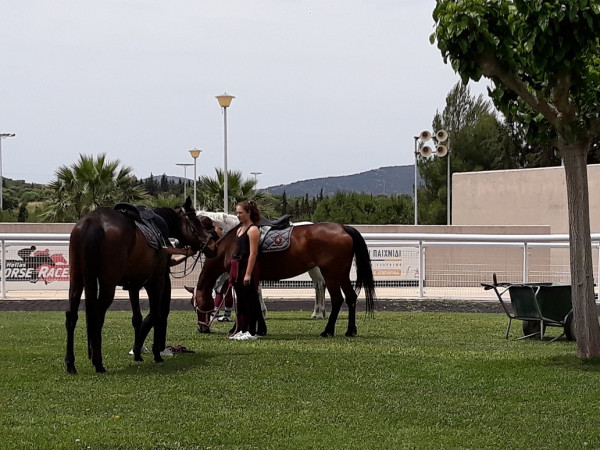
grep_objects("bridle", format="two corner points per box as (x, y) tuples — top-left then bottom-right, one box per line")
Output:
(191, 283), (234, 329)
(181, 207), (213, 256)
(169, 207), (214, 278)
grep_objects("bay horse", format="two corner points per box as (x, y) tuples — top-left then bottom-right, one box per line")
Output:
(190, 222), (376, 337)
(198, 213), (328, 320)
(65, 197), (217, 374)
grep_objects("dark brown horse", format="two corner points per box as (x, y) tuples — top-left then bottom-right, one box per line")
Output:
(190, 222), (376, 337)
(65, 198), (217, 374)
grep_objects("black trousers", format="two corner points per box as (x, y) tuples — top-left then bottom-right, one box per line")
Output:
(233, 281), (267, 336)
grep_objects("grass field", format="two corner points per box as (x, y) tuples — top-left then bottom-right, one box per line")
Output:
(1, 309), (600, 449)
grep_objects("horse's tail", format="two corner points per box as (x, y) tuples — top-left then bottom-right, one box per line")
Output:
(343, 225), (376, 314)
(77, 217), (105, 304)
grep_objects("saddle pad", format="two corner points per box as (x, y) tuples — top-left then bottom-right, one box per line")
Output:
(260, 226), (292, 253)
(136, 222), (161, 250)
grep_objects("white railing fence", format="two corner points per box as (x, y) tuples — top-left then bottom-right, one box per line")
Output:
(1, 232), (599, 300)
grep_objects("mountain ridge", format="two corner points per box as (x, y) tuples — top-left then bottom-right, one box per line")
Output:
(263, 165), (418, 198)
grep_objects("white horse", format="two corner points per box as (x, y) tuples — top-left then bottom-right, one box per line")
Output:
(198, 211), (327, 319)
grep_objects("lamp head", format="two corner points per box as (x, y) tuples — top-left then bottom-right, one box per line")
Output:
(216, 93), (235, 108)
(189, 148), (202, 159)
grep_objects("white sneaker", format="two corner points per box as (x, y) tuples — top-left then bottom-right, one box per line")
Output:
(229, 331), (244, 340)
(238, 332), (258, 341)
(160, 347), (174, 357)
(128, 345), (148, 355)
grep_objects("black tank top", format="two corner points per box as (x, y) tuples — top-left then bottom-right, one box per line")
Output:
(233, 225), (257, 261)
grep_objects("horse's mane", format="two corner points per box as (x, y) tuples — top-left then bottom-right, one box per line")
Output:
(153, 207), (178, 231)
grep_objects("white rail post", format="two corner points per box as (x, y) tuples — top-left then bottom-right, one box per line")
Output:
(419, 240), (424, 298)
(522, 242), (529, 283)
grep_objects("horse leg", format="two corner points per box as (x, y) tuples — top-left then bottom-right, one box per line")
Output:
(320, 283), (344, 338)
(342, 280), (358, 337)
(129, 289), (145, 362)
(311, 280), (327, 319)
(309, 267), (327, 319)
(65, 280), (83, 374)
(86, 285), (114, 373)
(146, 273), (170, 364)
(154, 281), (172, 363)
(85, 300), (108, 373)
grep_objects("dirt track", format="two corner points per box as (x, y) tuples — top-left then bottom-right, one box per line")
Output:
(0, 297), (503, 313)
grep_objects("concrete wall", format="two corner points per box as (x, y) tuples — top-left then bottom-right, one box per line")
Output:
(0, 223), (73, 233)
(452, 164), (600, 233)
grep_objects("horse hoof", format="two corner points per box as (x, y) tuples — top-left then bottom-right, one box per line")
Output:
(345, 330), (358, 337)
(197, 325), (211, 334)
(154, 356), (164, 364)
(95, 365), (106, 373)
(66, 365), (77, 375)
(320, 331), (334, 338)
(134, 355), (144, 362)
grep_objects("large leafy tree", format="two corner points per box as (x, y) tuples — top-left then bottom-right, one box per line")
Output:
(42, 153), (149, 222)
(418, 82), (507, 224)
(432, 0), (600, 357)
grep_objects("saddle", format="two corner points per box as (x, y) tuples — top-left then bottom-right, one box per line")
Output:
(259, 215), (293, 253)
(114, 203), (171, 250)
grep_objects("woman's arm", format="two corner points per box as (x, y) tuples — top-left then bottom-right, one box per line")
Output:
(244, 225), (260, 285)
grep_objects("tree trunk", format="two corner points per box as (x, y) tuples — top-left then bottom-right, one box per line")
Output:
(561, 143), (600, 358)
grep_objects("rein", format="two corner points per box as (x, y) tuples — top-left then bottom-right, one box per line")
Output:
(191, 283), (234, 328)
(169, 251), (203, 279)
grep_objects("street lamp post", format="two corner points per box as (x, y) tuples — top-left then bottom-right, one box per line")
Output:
(188, 149), (202, 210)
(175, 162), (194, 201)
(413, 130), (450, 225)
(250, 171), (262, 188)
(216, 92), (234, 213)
(0, 133), (15, 211)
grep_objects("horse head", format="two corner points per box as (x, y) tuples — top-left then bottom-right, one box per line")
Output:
(173, 197), (218, 258)
(187, 222), (239, 332)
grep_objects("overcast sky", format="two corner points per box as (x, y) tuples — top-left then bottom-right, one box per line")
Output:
(0, 1), (490, 189)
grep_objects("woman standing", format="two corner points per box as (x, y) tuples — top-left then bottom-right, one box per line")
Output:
(229, 200), (267, 340)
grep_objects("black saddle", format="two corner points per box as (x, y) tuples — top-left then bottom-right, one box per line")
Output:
(260, 215), (292, 230)
(114, 203), (171, 248)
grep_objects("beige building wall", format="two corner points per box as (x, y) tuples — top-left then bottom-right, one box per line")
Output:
(452, 164), (600, 233)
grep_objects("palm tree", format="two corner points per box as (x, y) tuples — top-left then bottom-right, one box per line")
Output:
(41, 153), (150, 222)
(197, 169), (276, 216)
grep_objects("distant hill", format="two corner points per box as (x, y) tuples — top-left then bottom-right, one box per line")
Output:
(263, 165), (419, 198)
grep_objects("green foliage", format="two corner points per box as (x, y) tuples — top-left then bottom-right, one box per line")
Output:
(2, 310), (600, 448)
(41, 154), (150, 222)
(312, 192), (413, 224)
(196, 168), (278, 217)
(17, 203), (28, 222)
(418, 82), (508, 224)
(432, 0), (600, 146)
